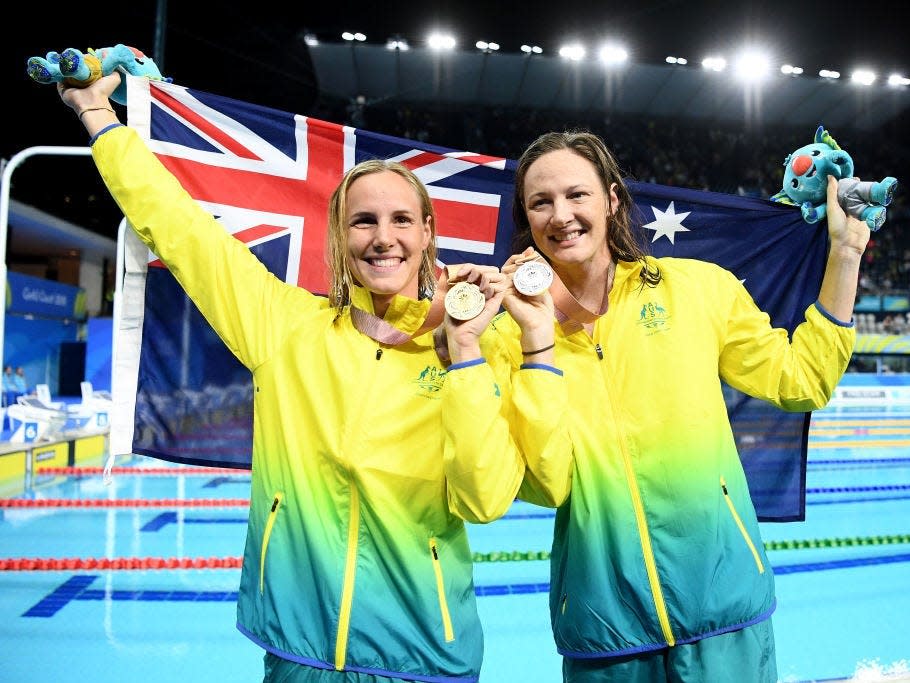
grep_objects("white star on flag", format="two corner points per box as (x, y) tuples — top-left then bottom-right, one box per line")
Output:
(642, 201), (691, 244)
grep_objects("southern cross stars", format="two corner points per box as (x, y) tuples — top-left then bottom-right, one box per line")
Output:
(642, 202), (691, 244)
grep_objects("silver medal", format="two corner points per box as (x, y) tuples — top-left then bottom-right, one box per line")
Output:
(513, 261), (553, 296)
(444, 281), (486, 320)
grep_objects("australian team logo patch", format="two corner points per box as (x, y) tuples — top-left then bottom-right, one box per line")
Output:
(637, 301), (671, 335)
(415, 365), (447, 396)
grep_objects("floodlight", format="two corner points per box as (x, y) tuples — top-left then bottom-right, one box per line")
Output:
(386, 38), (409, 51)
(733, 49), (770, 82)
(888, 74), (910, 86)
(558, 44), (586, 61)
(851, 69), (876, 86)
(819, 69), (840, 79)
(428, 33), (457, 50)
(701, 56), (726, 72)
(598, 44), (628, 65)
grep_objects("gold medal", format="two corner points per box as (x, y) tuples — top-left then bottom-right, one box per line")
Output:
(444, 281), (486, 320)
(513, 260), (554, 296)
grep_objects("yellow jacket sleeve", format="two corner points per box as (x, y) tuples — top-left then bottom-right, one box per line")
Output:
(92, 125), (322, 369)
(719, 269), (855, 411)
(440, 357), (524, 523)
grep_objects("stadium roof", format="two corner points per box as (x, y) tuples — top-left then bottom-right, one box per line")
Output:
(4, 0), (910, 251)
(309, 43), (910, 132)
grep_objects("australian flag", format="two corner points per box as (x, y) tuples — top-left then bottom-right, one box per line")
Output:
(114, 77), (826, 521)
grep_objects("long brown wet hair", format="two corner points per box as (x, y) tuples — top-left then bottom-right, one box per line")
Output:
(327, 159), (438, 309)
(511, 130), (660, 287)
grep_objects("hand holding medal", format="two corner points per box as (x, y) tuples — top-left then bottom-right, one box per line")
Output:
(443, 264), (504, 322)
(442, 264), (509, 364)
(499, 249), (557, 358)
(512, 254), (554, 296)
(444, 281), (487, 321)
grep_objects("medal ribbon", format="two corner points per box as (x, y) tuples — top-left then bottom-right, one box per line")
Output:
(349, 264), (465, 346)
(548, 262), (614, 335)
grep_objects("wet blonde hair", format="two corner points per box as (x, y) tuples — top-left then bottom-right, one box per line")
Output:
(327, 159), (438, 309)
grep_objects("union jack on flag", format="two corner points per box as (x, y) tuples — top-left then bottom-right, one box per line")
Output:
(113, 77), (829, 521)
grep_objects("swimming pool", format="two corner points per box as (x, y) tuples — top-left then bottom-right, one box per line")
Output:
(1, 402), (908, 682)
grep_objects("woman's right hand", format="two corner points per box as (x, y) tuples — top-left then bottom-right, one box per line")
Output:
(442, 264), (508, 364)
(57, 72), (122, 135)
(501, 248), (557, 351)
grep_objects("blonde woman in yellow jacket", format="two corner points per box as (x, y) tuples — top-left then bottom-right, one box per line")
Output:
(487, 131), (868, 683)
(55, 72), (556, 683)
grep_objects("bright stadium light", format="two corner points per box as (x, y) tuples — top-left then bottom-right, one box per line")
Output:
(701, 56), (726, 72)
(342, 32), (366, 42)
(888, 73), (910, 86)
(666, 56), (688, 65)
(521, 44), (543, 54)
(427, 33), (457, 50)
(303, 33), (319, 47)
(558, 43), (586, 61)
(819, 69), (841, 79)
(386, 38), (409, 51)
(476, 41), (500, 51)
(733, 49), (770, 82)
(851, 69), (876, 85)
(781, 64), (804, 76)
(598, 44), (628, 65)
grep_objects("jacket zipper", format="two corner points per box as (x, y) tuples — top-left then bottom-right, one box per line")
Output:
(619, 446), (675, 645)
(429, 538), (455, 642)
(721, 477), (765, 573)
(606, 366), (675, 645)
(259, 492), (284, 594)
(334, 479), (361, 670)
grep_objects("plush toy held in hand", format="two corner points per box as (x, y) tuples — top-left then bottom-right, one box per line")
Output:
(770, 125), (897, 231)
(26, 44), (170, 105)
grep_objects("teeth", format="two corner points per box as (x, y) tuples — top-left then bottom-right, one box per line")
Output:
(369, 258), (400, 268)
(553, 231), (582, 242)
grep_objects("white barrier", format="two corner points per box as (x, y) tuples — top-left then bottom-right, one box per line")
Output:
(828, 374), (910, 407)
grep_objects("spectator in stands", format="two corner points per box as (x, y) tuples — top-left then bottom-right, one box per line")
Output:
(2, 365), (19, 410)
(55, 71), (533, 683)
(2, 366), (15, 393)
(485, 130), (869, 682)
(13, 367), (28, 394)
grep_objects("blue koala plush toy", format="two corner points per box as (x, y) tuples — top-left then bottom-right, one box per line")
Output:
(26, 44), (170, 105)
(770, 125), (897, 231)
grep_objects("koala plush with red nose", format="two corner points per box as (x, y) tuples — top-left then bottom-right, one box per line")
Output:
(770, 125), (897, 231)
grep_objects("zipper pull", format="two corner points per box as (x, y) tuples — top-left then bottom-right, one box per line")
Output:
(376, 348), (383, 361)
(594, 343), (603, 360)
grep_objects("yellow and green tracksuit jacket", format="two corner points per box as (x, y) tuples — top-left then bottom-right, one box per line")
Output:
(481, 255), (854, 659)
(91, 124), (528, 682)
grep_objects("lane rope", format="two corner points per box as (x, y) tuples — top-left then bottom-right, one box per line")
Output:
(36, 467), (249, 476)
(0, 498), (249, 508)
(2, 534), (908, 571)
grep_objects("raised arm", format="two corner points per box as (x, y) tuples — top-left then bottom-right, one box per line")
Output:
(817, 175), (871, 322)
(56, 73), (315, 369)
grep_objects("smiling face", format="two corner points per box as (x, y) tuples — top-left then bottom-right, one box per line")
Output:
(522, 148), (618, 274)
(343, 170), (432, 314)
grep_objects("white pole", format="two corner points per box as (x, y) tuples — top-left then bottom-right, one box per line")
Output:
(0, 146), (93, 370)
